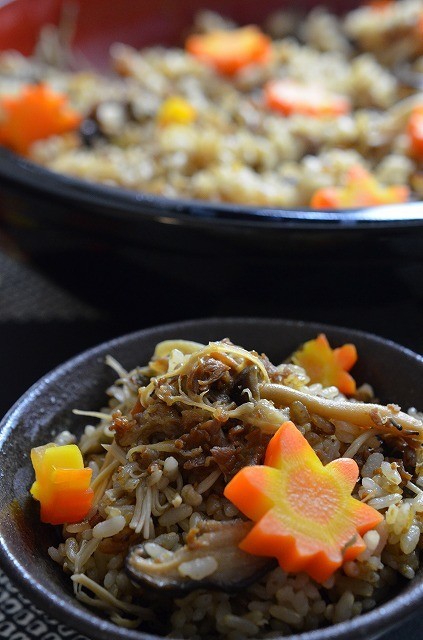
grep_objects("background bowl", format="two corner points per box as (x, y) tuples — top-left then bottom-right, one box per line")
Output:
(0, 316), (422, 640)
(0, 0), (422, 319)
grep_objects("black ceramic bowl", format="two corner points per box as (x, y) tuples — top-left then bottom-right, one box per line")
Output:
(0, 317), (422, 640)
(0, 0), (422, 315)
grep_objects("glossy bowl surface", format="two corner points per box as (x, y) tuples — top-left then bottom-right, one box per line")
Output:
(0, 317), (422, 640)
(0, 0), (422, 303)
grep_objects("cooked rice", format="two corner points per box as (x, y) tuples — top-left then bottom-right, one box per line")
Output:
(44, 336), (423, 638)
(1, 1), (423, 207)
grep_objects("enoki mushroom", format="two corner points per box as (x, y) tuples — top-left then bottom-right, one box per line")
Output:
(260, 383), (423, 444)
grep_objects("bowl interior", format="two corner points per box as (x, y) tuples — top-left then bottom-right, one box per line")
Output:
(0, 317), (422, 640)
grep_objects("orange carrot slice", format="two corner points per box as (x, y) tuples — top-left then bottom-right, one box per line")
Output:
(224, 421), (383, 584)
(185, 26), (272, 76)
(310, 165), (409, 209)
(366, 0), (394, 11)
(264, 78), (350, 118)
(0, 83), (82, 156)
(292, 333), (358, 396)
(407, 107), (423, 159)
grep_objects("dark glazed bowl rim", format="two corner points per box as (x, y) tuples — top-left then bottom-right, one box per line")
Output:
(0, 317), (422, 640)
(1, 148), (423, 233)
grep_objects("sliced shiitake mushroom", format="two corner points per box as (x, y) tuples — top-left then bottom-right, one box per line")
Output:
(125, 519), (275, 594)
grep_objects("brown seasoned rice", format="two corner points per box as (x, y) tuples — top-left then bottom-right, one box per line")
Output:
(42, 336), (423, 638)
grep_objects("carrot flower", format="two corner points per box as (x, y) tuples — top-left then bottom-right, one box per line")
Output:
(185, 26), (272, 76)
(224, 421), (383, 584)
(264, 78), (351, 118)
(292, 333), (358, 395)
(310, 166), (409, 209)
(0, 83), (82, 155)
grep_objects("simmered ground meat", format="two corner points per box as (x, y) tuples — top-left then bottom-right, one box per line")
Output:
(112, 353), (272, 481)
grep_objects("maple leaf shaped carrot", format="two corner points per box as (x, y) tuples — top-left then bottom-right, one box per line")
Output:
(310, 165), (409, 209)
(185, 26), (272, 76)
(0, 83), (82, 156)
(264, 78), (350, 118)
(292, 333), (357, 395)
(224, 421), (383, 584)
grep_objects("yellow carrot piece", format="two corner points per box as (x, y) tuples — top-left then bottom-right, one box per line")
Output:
(30, 443), (93, 525)
(157, 96), (197, 127)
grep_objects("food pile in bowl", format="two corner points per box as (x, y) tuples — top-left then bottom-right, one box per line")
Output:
(29, 334), (423, 637)
(0, 0), (423, 209)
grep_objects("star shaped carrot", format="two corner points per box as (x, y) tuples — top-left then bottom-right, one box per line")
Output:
(292, 333), (358, 395)
(224, 421), (383, 583)
(185, 26), (272, 76)
(0, 83), (82, 155)
(310, 166), (409, 209)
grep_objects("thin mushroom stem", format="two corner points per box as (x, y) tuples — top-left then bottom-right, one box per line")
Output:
(259, 383), (423, 443)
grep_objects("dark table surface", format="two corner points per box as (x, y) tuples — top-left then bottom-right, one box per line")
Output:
(0, 225), (422, 640)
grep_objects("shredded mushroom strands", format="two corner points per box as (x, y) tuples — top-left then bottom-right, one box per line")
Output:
(90, 448), (120, 504)
(74, 538), (100, 573)
(343, 430), (376, 458)
(140, 341), (271, 411)
(72, 409), (112, 421)
(102, 440), (127, 465)
(127, 441), (179, 460)
(105, 354), (129, 379)
(152, 339), (207, 359)
(71, 574), (151, 619)
(130, 481), (153, 537)
(260, 383), (423, 442)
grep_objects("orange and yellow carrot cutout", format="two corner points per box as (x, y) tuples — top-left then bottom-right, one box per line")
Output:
(30, 443), (93, 525)
(224, 421), (383, 584)
(310, 165), (409, 209)
(292, 333), (358, 395)
(0, 83), (82, 155)
(185, 26), (272, 76)
(264, 78), (351, 118)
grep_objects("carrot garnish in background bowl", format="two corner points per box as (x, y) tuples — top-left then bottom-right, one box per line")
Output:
(224, 421), (383, 584)
(185, 25), (272, 76)
(407, 107), (423, 160)
(264, 78), (351, 118)
(0, 83), (82, 155)
(310, 165), (409, 209)
(365, 0), (395, 11)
